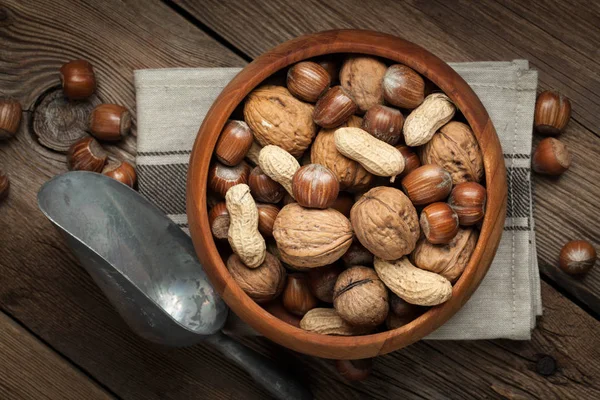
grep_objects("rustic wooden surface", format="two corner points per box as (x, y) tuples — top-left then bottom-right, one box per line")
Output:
(0, 0), (599, 398)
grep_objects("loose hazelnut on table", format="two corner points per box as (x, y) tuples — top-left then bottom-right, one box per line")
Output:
(215, 120), (254, 166)
(208, 160), (251, 198)
(534, 90), (571, 136)
(313, 85), (358, 128)
(559, 240), (597, 275)
(0, 98), (22, 140)
(382, 64), (425, 109)
(292, 164), (339, 209)
(89, 104), (131, 141)
(282, 273), (318, 316)
(60, 59), (96, 100)
(532, 137), (571, 176)
(248, 166), (285, 204)
(401, 164), (453, 205)
(448, 182), (487, 226)
(67, 136), (107, 172)
(227, 253), (286, 303)
(287, 61), (331, 103)
(340, 56), (387, 113)
(307, 264), (344, 303)
(102, 160), (137, 188)
(361, 104), (404, 145)
(420, 202), (459, 245)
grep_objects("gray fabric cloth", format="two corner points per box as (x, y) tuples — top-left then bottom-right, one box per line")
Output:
(134, 61), (541, 340)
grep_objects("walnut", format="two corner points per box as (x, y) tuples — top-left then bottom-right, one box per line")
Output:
(273, 203), (353, 268)
(227, 252), (286, 303)
(412, 228), (478, 282)
(350, 187), (419, 260)
(420, 121), (484, 184)
(244, 85), (316, 158)
(333, 266), (389, 327)
(310, 115), (374, 192)
(340, 56), (387, 113)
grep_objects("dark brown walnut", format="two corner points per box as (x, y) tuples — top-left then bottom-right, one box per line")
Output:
(209, 202), (230, 240)
(0, 98), (22, 140)
(227, 252), (286, 303)
(0, 170), (9, 202)
(282, 273), (318, 316)
(208, 161), (251, 198)
(534, 90), (571, 136)
(361, 104), (404, 145)
(256, 203), (279, 237)
(292, 164), (339, 209)
(311, 116), (374, 192)
(341, 241), (374, 267)
(313, 86), (358, 128)
(395, 145), (421, 179)
(307, 264), (345, 303)
(340, 56), (387, 113)
(333, 266), (389, 327)
(412, 228), (478, 282)
(273, 203), (353, 268)
(351, 186), (419, 260)
(249, 166), (285, 203)
(67, 136), (107, 172)
(244, 85), (316, 158)
(382, 64), (425, 109)
(420, 121), (484, 185)
(215, 120), (255, 166)
(102, 160), (137, 188)
(287, 61), (331, 103)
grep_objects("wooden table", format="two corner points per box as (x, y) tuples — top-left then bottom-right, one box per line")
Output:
(1, 1), (599, 398)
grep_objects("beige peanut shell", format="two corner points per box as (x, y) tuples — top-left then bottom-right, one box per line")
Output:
(225, 184), (266, 268)
(258, 145), (300, 197)
(374, 257), (452, 306)
(403, 93), (455, 146)
(334, 127), (405, 180)
(299, 308), (371, 336)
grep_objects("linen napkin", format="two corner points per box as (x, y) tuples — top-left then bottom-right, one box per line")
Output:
(134, 60), (541, 340)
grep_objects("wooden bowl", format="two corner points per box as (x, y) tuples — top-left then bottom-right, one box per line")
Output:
(187, 30), (507, 359)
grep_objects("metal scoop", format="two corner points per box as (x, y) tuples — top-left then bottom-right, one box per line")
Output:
(38, 171), (311, 400)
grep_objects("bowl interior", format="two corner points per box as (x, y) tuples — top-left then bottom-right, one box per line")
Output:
(187, 30), (507, 359)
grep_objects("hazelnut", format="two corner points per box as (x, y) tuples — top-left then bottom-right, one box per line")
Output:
(227, 252), (286, 303)
(244, 85), (316, 158)
(420, 202), (459, 244)
(559, 240), (596, 275)
(448, 182), (487, 226)
(305, 264), (343, 304)
(412, 228), (478, 282)
(292, 164), (340, 209)
(0, 170), (9, 202)
(340, 56), (387, 113)
(60, 60), (96, 100)
(335, 359), (373, 382)
(273, 203), (353, 268)
(382, 64), (425, 109)
(333, 266), (389, 327)
(67, 136), (107, 172)
(420, 121), (484, 185)
(209, 202), (230, 240)
(351, 186), (419, 260)
(282, 192), (296, 206)
(390, 293), (425, 319)
(256, 203), (280, 237)
(330, 192), (354, 217)
(282, 273), (318, 316)
(102, 160), (137, 187)
(0, 98), (22, 140)
(208, 161), (251, 198)
(263, 299), (302, 328)
(401, 164), (453, 205)
(89, 104), (131, 141)
(311, 116), (374, 192)
(532, 137), (571, 176)
(395, 145), (421, 179)
(215, 120), (254, 166)
(534, 90), (571, 136)
(287, 61), (331, 103)
(316, 57), (340, 84)
(313, 86), (358, 128)
(361, 105), (404, 145)
(341, 241), (374, 267)
(249, 166), (285, 203)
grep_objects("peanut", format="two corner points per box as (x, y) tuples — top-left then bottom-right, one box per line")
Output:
(403, 93), (455, 146)
(374, 257), (452, 306)
(334, 127), (405, 181)
(299, 308), (370, 336)
(258, 145), (300, 197)
(225, 184), (266, 268)
(245, 141), (263, 166)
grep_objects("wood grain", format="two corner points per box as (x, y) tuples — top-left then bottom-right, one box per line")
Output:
(175, 0), (600, 313)
(0, 311), (113, 400)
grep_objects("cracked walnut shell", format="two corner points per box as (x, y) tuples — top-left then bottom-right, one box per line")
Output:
(244, 85), (317, 158)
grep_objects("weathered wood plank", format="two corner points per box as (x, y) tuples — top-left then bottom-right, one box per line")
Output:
(175, 0), (600, 314)
(0, 311), (114, 400)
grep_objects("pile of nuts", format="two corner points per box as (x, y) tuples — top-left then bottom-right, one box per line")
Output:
(208, 55), (488, 335)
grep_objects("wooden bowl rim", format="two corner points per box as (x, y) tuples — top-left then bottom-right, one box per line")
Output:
(187, 29), (507, 359)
